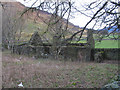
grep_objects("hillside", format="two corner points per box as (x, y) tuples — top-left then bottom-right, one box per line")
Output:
(3, 2), (88, 42)
(99, 26), (120, 33)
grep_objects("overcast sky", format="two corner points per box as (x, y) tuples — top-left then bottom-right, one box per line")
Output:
(16, 0), (100, 29)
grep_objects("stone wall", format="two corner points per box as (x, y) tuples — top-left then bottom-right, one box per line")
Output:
(12, 45), (88, 61)
(60, 46), (87, 61)
(94, 48), (120, 60)
(12, 45), (120, 61)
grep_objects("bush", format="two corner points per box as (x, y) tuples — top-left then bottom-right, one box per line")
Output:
(94, 51), (104, 63)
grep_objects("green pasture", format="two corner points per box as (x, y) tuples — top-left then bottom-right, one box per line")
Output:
(95, 40), (119, 48)
(71, 40), (119, 48)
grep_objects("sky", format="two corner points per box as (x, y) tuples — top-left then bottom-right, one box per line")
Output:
(15, 0), (102, 29)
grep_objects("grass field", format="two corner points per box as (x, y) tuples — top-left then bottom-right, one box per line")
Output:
(71, 40), (119, 48)
(2, 51), (118, 88)
(95, 40), (119, 48)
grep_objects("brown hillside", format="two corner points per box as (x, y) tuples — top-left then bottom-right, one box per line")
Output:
(2, 2), (88, 38)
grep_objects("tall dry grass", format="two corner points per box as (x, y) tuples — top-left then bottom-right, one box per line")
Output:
(2, 52), (118, 88)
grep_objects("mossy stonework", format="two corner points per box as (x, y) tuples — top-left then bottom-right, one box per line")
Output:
(12, 32), (119, 61)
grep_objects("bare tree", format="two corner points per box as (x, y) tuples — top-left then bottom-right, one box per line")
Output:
(6, 0), (119, 60)
(70, 0), (120, 41)
(2, 0), (119, 48)
(20, 0), (74, 59)
(20, 0), (74, 42)
(1, 2), (25, 50)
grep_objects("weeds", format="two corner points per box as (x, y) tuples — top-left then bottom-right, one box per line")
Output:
(2, 52), (118, 88)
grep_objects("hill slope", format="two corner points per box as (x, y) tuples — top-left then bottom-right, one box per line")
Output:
(3, 2), (88, 42)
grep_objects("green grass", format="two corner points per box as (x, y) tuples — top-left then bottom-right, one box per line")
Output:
(15, 19), (48, 41)
(24, 19), (47, 33)
(71, 40), (119, 48)
(95, 40), (119, 48)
